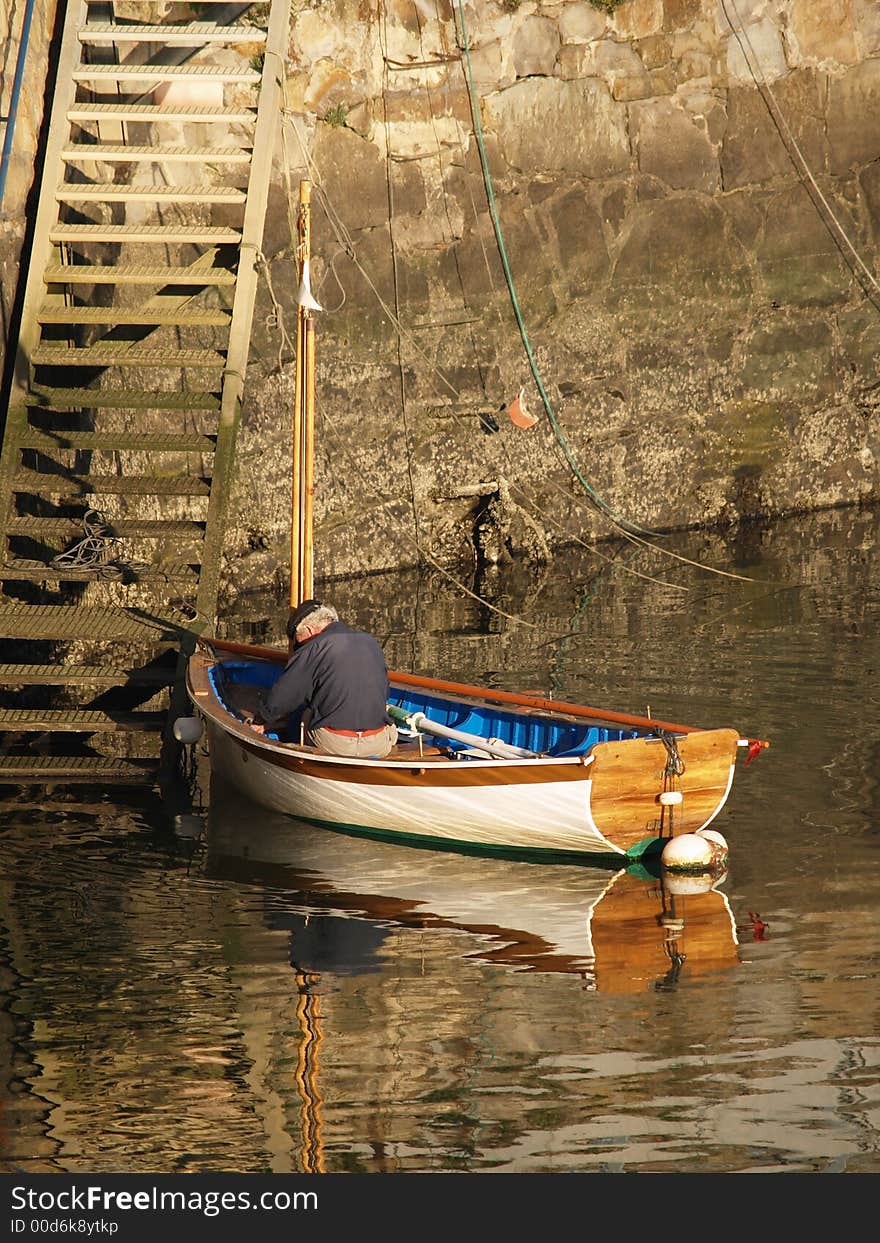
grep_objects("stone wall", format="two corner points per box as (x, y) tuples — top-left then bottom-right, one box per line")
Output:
(229, 0), (880, 594)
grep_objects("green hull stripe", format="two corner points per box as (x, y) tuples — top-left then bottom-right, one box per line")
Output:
(625, 835), (665, 860)
(280, 813), (627, 869)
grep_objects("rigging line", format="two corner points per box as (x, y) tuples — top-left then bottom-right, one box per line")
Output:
(379, 3), (423, 552)
(287, 111), (460, 395)
(722, 0), (880, 304)
(255, 248), (295, 371)
(453, 0), (660, 539)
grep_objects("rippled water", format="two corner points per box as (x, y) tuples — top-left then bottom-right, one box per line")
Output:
(1, 507), (879, 1174)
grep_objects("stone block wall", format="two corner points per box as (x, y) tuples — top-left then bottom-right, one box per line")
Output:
(228, 0), (880, 593)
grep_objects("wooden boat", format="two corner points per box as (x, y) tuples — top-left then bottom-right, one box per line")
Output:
(204, 778), (742, 986)
(183, 179), (768, 865)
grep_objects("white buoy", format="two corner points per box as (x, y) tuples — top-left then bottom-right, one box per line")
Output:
(173, 715), (204, 744)
(696, 827), (729, 864)
(661, 832), (714, 872)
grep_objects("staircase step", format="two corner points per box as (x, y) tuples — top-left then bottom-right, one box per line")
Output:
(13, 469), (211, 496)
(37, 306), (230, 327)
(16, 429), (216, 451)
(6, 517), (205, 541)
(0, 605), (193, 641)
(79, 22), (268, 45)
(43, 264), (237, 289)
(61, 143), (252, 164)
(72, 63), (260, 84)
(7, 517), (205, 539)
(0, 558), (199, 584)
(32, 345), (226, 368)
(28, 387), (220, 410)
(49, 224), (241, 244)
(56, 181), (246, 204)
(0, 755), (160, 784)
(44, 264), (236, 287)
(67, 103), (256, 123)
(0, 663), (175, 687)
(0, 707), (168, 732)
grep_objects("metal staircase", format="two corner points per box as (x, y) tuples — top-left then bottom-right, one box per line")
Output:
(0, 0), (290, 786)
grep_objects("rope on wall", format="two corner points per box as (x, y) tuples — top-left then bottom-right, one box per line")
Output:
(454, 0), (661, 539)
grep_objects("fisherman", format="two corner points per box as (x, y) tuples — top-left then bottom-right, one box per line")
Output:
(249, 599), (398, 758)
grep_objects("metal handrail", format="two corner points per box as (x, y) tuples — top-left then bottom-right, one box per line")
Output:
(0, 0), (38, 212)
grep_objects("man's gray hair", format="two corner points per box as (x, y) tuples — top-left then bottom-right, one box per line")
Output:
(296, 603), (338, 636)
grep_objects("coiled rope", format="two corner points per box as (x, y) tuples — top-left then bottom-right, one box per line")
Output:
(50, 509), (148, 580)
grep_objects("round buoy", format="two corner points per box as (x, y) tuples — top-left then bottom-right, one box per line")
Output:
(696, 827), (729, 864)
(661, 832), (714, 872)
(173, 715), (204, 744)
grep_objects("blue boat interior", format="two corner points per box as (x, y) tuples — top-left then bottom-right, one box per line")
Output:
(212, 660), (647, 756)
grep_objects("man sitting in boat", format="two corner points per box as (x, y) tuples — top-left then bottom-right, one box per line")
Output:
(248, 599), (399, 758)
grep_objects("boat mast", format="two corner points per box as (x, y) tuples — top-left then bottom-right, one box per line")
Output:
(291, 179), (318, 608)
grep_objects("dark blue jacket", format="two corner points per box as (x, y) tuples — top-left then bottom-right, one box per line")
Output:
(257, 621), (390, 731)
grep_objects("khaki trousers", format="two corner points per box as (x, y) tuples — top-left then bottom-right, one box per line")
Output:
(309, 724), (398, 758)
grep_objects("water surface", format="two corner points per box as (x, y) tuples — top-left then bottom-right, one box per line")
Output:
(1, 507), (878, 1174)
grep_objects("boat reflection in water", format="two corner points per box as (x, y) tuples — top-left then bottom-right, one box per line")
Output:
(202, 779), (741, 991)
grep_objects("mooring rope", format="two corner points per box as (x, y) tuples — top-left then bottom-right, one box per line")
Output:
(721, 0), (880, 307)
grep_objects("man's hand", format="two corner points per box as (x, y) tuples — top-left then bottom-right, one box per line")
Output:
(250, 721), (267, 735)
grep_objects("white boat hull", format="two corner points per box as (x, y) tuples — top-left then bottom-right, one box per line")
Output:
(206, 718), (621, 857)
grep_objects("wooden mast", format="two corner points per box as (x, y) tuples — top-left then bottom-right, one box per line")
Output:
(291, 179), (317, 609)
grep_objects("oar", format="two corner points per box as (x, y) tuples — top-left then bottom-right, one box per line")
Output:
(386, 703), (537, 760)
